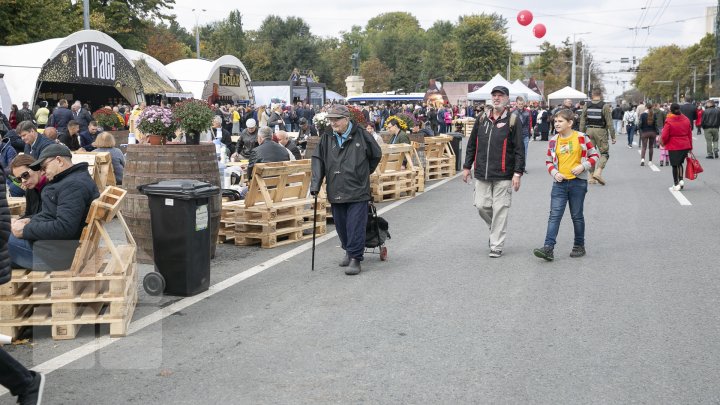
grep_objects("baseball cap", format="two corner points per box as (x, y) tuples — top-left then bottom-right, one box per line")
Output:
(325, 104), (351, 119)
(491, 86), (509, 96)
(246, 118), (257, 128)
(299, 117), (308, 125)
(29, 144), (72, 170)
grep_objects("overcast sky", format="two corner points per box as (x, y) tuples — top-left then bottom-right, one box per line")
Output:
(171, 0), (716, 99)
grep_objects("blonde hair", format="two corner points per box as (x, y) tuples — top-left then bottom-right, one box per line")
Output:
(93, 131), (116, 148)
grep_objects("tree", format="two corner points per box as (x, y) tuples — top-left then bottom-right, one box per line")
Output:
(454, 13), (510, 81)
(202, 10), (246, 60)
(88, 0), (177, 49)
(144, 24), (191, 64)
(635, 45), (688, 102)
(360, 57), (392, 92)
(527, 41), (572, 97)
(315, 37), (352, 94)
(0, 0), (80, 45)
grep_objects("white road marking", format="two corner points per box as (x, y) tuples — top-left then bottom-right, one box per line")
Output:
(648, 162), (660, 172)
(668, 186), (692, 206)
(0, 175), (461, 397)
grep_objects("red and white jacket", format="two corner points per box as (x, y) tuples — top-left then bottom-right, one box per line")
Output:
(545, 131), (600, 181)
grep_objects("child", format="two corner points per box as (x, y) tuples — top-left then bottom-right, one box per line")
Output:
(534, 109), (600, 261)
(657, 135), (669, 166)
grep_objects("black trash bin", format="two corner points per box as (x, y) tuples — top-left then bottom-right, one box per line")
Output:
(139, 179), (220, 296)
(447, 132), (464, 172)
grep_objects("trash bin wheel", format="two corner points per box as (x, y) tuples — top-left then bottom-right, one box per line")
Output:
(143, 272), (165, 296)
(380, 246), (388, 261)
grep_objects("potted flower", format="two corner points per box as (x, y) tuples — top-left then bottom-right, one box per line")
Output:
(93, 108), (121, 130)
(347, 105), (369, 128)
(312, 112), (329, 133)
(135, 105), (177, 145)
(172, 99), (214, 145)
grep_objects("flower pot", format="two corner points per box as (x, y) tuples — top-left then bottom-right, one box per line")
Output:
(147, 134), (164, 145)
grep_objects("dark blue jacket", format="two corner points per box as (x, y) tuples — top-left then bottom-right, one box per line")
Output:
(0, 167), (11, 284)
(79, 130), (96, 151)
(24, 133), (55, 159)
(22, 162), (99, 270)
(49, 107), (74, 133)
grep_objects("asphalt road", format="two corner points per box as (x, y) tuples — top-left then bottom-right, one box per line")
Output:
(3, 133), (720, 404)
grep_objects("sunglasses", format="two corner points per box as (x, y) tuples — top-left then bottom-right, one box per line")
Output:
(9, 171), (31, 185)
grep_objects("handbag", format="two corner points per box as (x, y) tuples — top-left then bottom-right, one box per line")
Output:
(685, 152), (704, 180)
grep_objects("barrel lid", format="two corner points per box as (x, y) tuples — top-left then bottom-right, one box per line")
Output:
(138, 179), (220, 199)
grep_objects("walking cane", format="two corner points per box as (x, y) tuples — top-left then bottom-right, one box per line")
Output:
(311, 193), (318, 271)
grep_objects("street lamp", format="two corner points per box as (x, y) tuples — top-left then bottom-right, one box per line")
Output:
(571, 32), (591, 90)
(653, 80), (680, 103)
(192, 8), (206, 59)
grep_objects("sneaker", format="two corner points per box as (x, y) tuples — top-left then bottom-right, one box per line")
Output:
(671, 184), (681, 191)
(627, 144), (633, 149)
(588, 177), (598, 184)
(339, 253), (350, 267)
(659, 161), (664, 167)
(640, 159), (645, 166)
(488, 250), (502, 258)
(345, 259), (361, 275)
(18, 372), (44, 405)
(706, 155), (714, 159)
(570, 245), (586, 258)
(533, 246), (554, 261)
(679, 180), (685, 189)
(715, 151), (719, 158)
(593, 174), (606, 185)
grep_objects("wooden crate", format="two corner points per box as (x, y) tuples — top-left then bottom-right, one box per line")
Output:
(370, 144), (416, 203)
(72, 151), (117, 190)
(0, 187), (137, 341)
(8, 197), (25, 216)
(217, 160), (327, 248)
(423, 135), (456, 181)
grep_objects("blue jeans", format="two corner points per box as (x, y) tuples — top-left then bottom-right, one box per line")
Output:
(331, 201), (368, 260)
(543, 178), (587, 248)
(8, 235), (51, 270)
(0, 348), (34, 396)
(523, 135), (530, 159)
(627, 125), (636, 146)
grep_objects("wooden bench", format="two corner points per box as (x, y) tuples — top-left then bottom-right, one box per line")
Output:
(370, 144), (417, 202)
(218, 160), (327, 248)
(72, 151), (117, 191)
(0, 186), (137, 341)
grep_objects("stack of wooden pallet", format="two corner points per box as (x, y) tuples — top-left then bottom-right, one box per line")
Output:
(217, 160), (327, 248)
(72, 151), (117, 190)
(370, 144), (417, 202)
(423, 135), (456, 181)
(0, 187), (137, 341)
(7, 197), (25, 216)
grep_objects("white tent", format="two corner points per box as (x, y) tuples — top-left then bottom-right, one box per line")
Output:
(166, 55), (254, 104)
(467, 74), (527, 101)
(124, 49), (191, 97)
(512, 79), (543, 102)
(547, 86), (587, 104)
(0, 30), (144, 112)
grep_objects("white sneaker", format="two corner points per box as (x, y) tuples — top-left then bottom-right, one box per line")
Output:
(640, 159), (645, 166)
(671, 185), (681, 191)
(679, 180), (685, 187)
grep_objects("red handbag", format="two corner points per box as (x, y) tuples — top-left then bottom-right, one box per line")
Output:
(685, 152), (703, 180)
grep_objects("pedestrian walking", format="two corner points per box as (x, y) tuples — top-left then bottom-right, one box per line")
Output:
(700, 99), (720, 159)
(661, 103), (694, 191)
(623, 107), (637, 148)
(533, 109), (600, 261)
(310, 104), (382, 275)
(462, 86), (525, 258)
(638, 103), (658, 166)
(579, 88), (615, 185)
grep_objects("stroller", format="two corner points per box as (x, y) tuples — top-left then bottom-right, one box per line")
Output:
(365, 201), (390, 260)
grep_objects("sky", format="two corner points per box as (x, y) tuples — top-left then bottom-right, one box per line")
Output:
(170, 0), (716, 100)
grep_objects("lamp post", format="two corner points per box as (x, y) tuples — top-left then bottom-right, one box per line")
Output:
(192, 8), (206, 59)
(571, 32), (590, 90)
(653, 80), (680, 103)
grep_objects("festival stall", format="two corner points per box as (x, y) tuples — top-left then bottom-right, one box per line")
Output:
(166, 55), (255, 105)
(0, 30), (144, 112)
(124, 50), (192, 105)
(512, 79), (543, 102)
(546, 86), (588, 105)
(252, 69), (327, 106)
(467, 74), (527, 101)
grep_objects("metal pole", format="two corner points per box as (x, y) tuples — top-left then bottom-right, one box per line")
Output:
(507, 35), (512, 79)
(693, 66), (697, 95)
(571, 34), (577, 89)
(581, 47), (586, 93)
(196, 24), (200, 59)
(83, 0), (90, 30)
(709, 59), (713, 93)
(676, 81), (680, 103)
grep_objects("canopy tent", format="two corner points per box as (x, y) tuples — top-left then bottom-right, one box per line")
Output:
(0, 76), (11, 114)
(467, 74), (527, 101)
(547, 86), (587, 105)
(166, 55), (254, 104)
(512, 79), (543, 102)
(326, 89), (345, 102)
(0, 30), (144, 113)
(124, 49), (191, 98)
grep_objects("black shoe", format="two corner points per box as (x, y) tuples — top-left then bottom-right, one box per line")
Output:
(533, 246), (554, 261)
(18, 372), (44, 405)
(570, 245), (586, 258)
(345, 259), (361, 275)
(706, 155), (714, 159)
(339, 253), (350, 267)
(715, 151), (719, 158)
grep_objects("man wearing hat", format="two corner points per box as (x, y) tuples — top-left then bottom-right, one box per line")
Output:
(8, 144), (99, 270)
(296, 117), (318, 151)
(310, 104), (382, 275)
(235, 118), (259, 159)
(462, 85), (525, 258)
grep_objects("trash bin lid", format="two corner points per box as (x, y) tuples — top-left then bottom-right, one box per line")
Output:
(446, 132), (463, 139)
(139, 179), (220, 199)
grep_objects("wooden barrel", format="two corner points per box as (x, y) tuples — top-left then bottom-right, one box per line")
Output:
(305, 136), (321, 158)
(122, 143), (221, 264)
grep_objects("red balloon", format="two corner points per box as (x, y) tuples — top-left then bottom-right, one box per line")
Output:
(533, 23), (546, 39)
(517, 10), (533, 26)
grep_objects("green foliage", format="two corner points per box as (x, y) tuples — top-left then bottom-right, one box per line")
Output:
(172, 100), (214, 136)
(92, 108), (121, 129)
(454, 14), (510, 80)
(0, 0), (80, 45)
(202, 10), (246, 60)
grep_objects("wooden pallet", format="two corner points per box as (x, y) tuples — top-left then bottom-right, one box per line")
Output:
(423, 136), (456, 181)
(217, 161), (327, 247)
(0, 187), (137, 341)
(370, 144), (417, 203)
(8, 197), (25, 216)
(72, 151), (117, 190)
(408, 147), (425, 192)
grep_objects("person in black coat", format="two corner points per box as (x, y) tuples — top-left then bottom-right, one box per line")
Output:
(277, 131), (301, 160)
(17, 121), (54, 159)
(9, 144), (99, 271)
(48, 99), (74, 136)
(679, 96), (697, 132)
(71, 101), (93, 132)
(0, 162), (47, 404)
(246, 127), (290, 179)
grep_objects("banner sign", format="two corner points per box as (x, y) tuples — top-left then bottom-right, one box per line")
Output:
(219, 67), (243, 87)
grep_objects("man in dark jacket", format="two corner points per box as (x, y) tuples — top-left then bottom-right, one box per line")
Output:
(0, 167), (46, 404)
(679, 96), (697, 132)
(700, 100), (720, 158)
(9, 144), (99, 270)
(235, 118), (259, 159)
(310, 104), (382, 275)
(48, 99), (74, 136)
(277, 131), (301, 160)
(17, 102), (34, 123)
(246, 126), (290, 179)
(462, 86), (525, 258)
(17, 121), (54, 159)
(71, 101), (93, 133)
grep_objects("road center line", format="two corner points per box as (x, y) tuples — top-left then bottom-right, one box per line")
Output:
(0, 174), (460, 397)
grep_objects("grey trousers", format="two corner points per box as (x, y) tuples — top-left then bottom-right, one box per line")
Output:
(473, 179), (513, 251)
(704, 128), (719, 155)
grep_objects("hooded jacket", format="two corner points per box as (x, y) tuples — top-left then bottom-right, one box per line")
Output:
(661, 113), (693, 151)
(310, 122), (382, 203)
(464, 107), (525, 181)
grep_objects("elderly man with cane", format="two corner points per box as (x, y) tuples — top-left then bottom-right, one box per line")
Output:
(310, 105), (381, 275)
